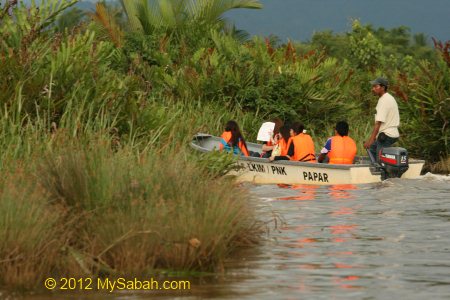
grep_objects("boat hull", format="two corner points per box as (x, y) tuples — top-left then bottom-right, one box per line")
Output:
(233, 157), (424, 185)
(191, 134), (424, 185)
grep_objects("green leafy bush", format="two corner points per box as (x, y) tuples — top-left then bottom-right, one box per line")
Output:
(397, 59), (450, 162)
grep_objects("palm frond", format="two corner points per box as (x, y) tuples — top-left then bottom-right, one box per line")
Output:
(119, 0), (142, 32)
(91, 2), (123, 47)
(194, 0), (262, 24)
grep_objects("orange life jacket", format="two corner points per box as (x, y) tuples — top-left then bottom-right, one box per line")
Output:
(219, 131), (249, 156)
(278, 138), (291, 156)
(291, 133), (316, 162)
(328, 136), (357, 164)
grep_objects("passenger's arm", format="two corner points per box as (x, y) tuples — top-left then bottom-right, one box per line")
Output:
(318, 138), (331, 163)
(318, 153), (327, 163)
(261, 144), (274, 151)
(262, 134), (279, 151)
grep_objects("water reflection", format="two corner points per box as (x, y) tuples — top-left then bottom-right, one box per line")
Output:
(245, 178), (450, 300)
(329, 185), (361, 290)
(134, 179), (450, 298)
(328, 184), (357, 200)
(247, 179), (450, 299)
(276, 184), (318, 201)
(272, 184), (365, 291)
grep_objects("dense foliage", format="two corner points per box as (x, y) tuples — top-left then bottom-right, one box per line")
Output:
(0, 0), (449, 290)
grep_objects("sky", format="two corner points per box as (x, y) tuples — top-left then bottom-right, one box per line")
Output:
(224, 0), (450, 42)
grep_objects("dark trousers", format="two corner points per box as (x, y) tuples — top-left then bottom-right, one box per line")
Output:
(369, 132), (398, 162)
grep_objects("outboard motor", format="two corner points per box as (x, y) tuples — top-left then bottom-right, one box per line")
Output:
(378, 147), (409, 180)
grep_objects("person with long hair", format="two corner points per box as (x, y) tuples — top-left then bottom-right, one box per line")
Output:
(270, 122), (316, 162)
(269, 125), (292, 161)
(219, 120), (249, 156)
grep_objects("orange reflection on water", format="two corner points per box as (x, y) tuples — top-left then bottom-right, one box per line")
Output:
(277, 184), (319, 201)
(331, 207), (354, 216)
(330, 224), (357, 234)
(328, 184), (357, 200)
(327, 185), (362, 290)
(330, 224), (356, 243)
(333, 275), (362, 289)
(332, 237), (347, 243)
(334, 263), (354, 269)
(283, 237), (319, 249)
(297, 237), (318, 244)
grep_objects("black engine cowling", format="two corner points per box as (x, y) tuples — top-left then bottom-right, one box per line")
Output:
(378, 147), (409, 179)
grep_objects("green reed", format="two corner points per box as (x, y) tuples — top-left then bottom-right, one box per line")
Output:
(0, 132), (264, 290)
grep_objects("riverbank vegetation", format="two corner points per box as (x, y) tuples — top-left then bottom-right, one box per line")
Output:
(0, 0), (449, 290)
(1, 136), (262, 289)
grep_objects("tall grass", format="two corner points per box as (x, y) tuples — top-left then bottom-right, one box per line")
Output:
(0, 56), (265, 288)
(428, 157), (450, 175)
(0, 171), (65, 289)
(0, 134), (264, 289)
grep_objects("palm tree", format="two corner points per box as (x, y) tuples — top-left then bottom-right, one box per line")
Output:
(119, 0), (262, 35)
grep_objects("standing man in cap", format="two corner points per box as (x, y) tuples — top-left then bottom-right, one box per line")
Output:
(364, 77), (400, 161)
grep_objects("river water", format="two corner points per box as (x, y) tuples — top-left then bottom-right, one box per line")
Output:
(16, 173), (450, 300)
(232, 174), (450, 300)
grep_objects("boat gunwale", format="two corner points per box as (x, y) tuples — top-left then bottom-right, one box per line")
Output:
(191, 134), (425, 171)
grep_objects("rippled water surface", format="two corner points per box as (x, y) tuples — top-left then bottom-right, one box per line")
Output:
(236, 175), (450, 300)
(18, 174), (450, 300)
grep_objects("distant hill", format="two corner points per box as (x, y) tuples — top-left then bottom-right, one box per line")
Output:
(75, 1), (95, 11)
(225, 0), (450, 42)
(19, 0), (450, 43)
(16, 0), (96, 11)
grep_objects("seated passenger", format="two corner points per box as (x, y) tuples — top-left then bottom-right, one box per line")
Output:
(318, 121), (357, 164)
(269, 125), (292, 161)
(271, 122), (316, 163)
(219, 120), (249, 156)
(261, 118), (284, 158)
